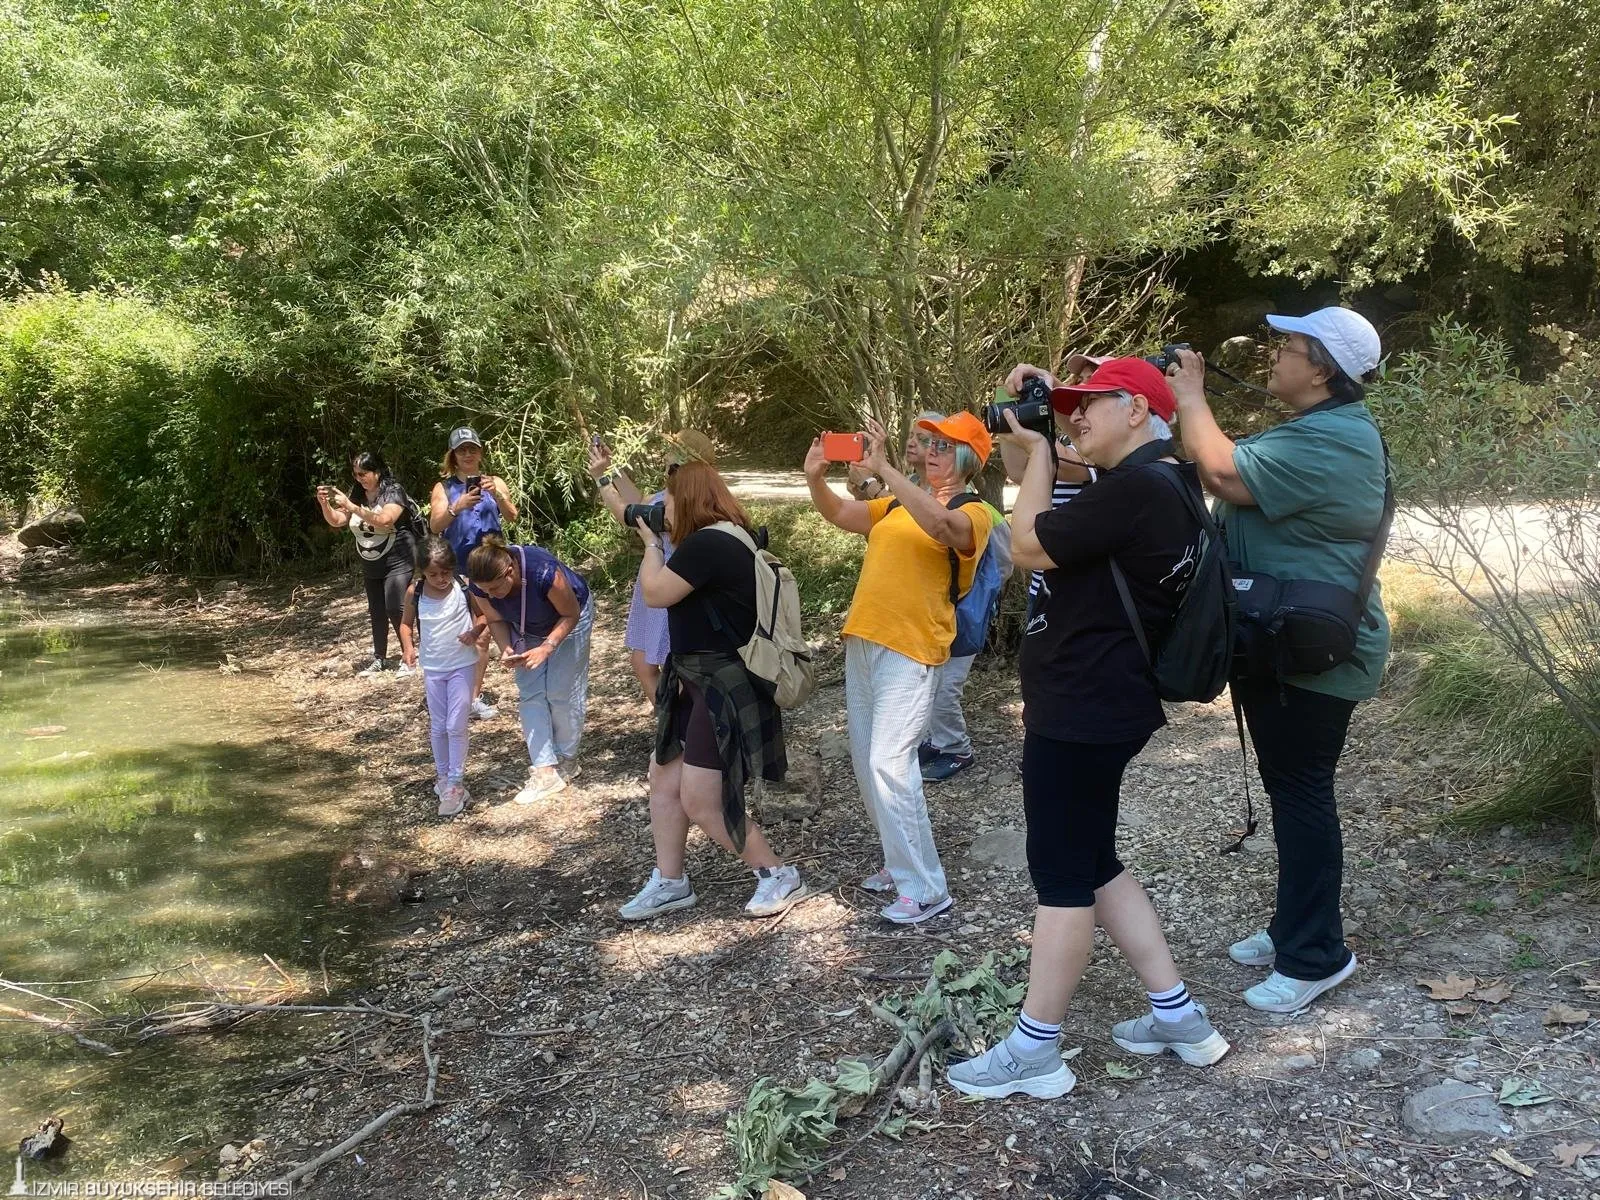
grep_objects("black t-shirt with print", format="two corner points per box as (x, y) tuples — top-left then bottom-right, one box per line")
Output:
(665, 526), (758, 655)
(1019, 448), (1204, 743)
(354, 479), (416, 577)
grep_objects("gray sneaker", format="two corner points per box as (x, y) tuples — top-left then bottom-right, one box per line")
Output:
(618, 870), (697, 922)
(947, 1042), (1076, 1100)
(744, 865), (805, 918)
(1111, 1009), (1231, 1067)
(1229, 929), (1275, 967)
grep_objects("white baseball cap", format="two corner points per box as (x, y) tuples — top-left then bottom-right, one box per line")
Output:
(1266, 307), (1382, 380)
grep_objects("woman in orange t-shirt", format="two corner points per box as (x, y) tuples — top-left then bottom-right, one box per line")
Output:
(803, 411), (994, 925)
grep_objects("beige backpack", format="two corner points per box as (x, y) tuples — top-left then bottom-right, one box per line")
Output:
(708, 522), (816, 708)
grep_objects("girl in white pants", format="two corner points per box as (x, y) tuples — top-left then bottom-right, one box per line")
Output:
(401, 537), (484, 816)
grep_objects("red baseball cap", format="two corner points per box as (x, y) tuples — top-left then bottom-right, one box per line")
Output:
(1050, 357), (1176, 422)
(915, 410), (993, 463)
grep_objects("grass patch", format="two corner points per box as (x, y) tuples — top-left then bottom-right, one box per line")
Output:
(1388, 566), (1597, 835)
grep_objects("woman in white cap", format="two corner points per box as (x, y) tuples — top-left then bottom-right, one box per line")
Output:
(430, 426), (519, 721)
(1168, 307), (1390, 1014)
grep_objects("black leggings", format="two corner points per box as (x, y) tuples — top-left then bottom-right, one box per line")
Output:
(1234, 676), (1357, 981)
(363, 565), (411, 660)
(1022, 731), (1150, 908)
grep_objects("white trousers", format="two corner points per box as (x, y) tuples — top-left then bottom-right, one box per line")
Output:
(845, 636), (949, 904)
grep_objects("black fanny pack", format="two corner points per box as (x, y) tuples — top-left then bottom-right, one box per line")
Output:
(1228, 416), (1394, 682)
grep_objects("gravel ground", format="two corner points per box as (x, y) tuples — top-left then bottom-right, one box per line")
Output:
(9, 546), (1599, 1199)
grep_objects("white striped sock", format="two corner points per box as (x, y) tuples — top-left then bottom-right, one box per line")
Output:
(1148, 982), (1198, 1023)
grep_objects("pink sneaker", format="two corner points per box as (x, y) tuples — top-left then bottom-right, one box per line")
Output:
(880, 894), (953, 925)
(437, 782), (467, 817)
(860, 868), (896, 893)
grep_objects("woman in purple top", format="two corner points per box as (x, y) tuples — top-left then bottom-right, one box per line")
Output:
(466, 534), (594, 806)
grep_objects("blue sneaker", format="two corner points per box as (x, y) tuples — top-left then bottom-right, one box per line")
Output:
(1244, 955), (1358, 1014)
(917, 741), (938, 766)
(923, 751), (975, 782)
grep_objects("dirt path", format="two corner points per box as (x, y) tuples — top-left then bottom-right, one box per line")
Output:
(7, 546), (1598, 1199)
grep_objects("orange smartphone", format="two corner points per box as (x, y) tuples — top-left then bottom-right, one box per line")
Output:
(821, 431), (866, 463)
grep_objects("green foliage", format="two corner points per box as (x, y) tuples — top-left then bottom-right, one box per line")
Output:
(748, 504), (865, 619)
(720, 950), (1026, 1197)
(1369, 319), (1600, 502)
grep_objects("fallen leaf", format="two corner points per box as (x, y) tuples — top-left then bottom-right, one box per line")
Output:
(1498, 1077), (1556, 1107)
(1417, 973), (1478, 1000)
(1490, 1148), (1536, 1179)
(1104, 1061), (1142, 1079)
(764, 1182), (806, 1200)
(1060, 1045), (1083, 1061)
(1309, 1146), (1330, 1161)
(826, 1167), (847, 1182)
(1554, 1141), (1597, 1168)
(1469, 980), (1514, 1004)
(1542, 1002), (1591, 1026)
(1444, 1001), (1476, 1017)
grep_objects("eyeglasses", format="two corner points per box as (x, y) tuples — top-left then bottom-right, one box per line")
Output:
(1267, 333), (1313, 361)
(925, 438), (958, 454)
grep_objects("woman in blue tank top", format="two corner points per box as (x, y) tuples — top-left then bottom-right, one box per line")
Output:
(465, 534), (594, 806)
(429, 426), (519, 721)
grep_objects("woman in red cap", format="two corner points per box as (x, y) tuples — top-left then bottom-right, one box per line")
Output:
(804, 412), (996, 924)
(949, 358), (1230, 1101)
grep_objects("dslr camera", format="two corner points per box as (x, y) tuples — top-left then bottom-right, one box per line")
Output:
(623, 501), (668, 535)
(1144, 342), (1192, 374)
(981, 374), (1054, 436)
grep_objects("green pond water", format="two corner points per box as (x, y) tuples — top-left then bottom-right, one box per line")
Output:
(0, 590), (376, 1180)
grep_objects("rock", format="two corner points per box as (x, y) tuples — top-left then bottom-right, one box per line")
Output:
(16, 510), (85, 548)
(966, 827), (1029, 871)
(762, 752), (823, 821)
(219, 1144), (240, 1166)
(1451, 1058), (1481, 1082)
(426, 985), (461, 1008)
(1244, 1163), (1270, 1183)
(1400, 1081), (1506, 1144)
(328, 849), (415, 910)
(818, 731), (850, 761)
(1280, 1054), (1318, 1073)
(1343, 1048), (1382, 1074)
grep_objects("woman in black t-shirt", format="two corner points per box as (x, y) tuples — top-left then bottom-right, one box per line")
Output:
(316, 450), (417, 676)
(617, 461), (806, 924)
(948, 358), (1231, 1103)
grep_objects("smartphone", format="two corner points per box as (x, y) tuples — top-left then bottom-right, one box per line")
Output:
(464, 475), (482, 491)
(821, 432), (866, 463)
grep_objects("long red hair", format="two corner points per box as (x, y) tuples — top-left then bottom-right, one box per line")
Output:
(667, 461), (751, 539)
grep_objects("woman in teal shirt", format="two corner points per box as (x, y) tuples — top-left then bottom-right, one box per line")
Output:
(1169, 307), (1389, 1014)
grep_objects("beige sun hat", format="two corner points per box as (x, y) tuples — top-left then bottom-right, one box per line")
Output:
(665, 428), (718, 466)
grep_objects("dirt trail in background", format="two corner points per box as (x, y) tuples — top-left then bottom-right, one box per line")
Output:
(5, 545), (1598, 1200)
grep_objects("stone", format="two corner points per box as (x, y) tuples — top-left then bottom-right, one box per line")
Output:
(218, 1145), (240, 1166)
(16, 509), (85, 548)
(1451, 1057), (1481, 1082)
(762, 751), (823, 820)
(818, 731), (851, 761)
(1400, 1081), (1507, 1144)
(967, 827), (1029, 871)
(1244, 1164), (1270, 1183)
(1280, 1054), (1318, 1073)
(1343, 1048), (1383, 1074)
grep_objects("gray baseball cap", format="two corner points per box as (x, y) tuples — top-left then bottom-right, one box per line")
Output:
(448, 426), (482, 451)
(1266, 308), (1382, 380)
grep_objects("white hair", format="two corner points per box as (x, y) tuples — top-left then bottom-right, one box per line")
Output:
(1110, 392), (1172, 441)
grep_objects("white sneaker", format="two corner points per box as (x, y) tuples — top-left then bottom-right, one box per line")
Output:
(1244, 956), (1359, 1014)
(1229, 930), (1275, 967)
(395, 661), (419, 678)
(470, 697), (498, 720)
(513, 765), (567, 806)
(357, 658), (389, 677)
(860, 867), (896, 893)
(619, 870), (698, 921)
(745, 865), (805, 918)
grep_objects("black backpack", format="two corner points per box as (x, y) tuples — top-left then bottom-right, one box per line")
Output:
(1108, 462), (1235, 705)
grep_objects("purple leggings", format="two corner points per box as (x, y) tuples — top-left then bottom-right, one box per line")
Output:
(424, 664), (475, 782)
